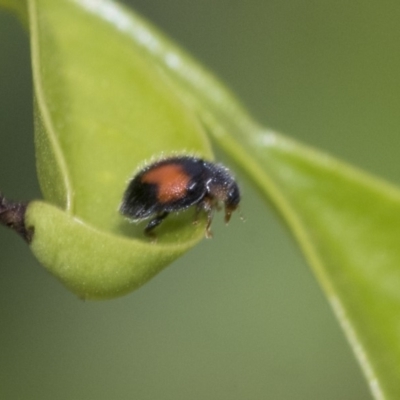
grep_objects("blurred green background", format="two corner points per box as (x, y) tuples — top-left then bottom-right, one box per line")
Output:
(1, 0), (400, 398)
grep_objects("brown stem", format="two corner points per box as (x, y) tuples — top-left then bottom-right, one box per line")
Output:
(0, 193), (33, 243)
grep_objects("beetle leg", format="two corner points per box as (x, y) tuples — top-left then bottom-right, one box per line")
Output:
(196, 197), (214, 238)
(144, 211), (169, 238)
(204, 209), (214, 238)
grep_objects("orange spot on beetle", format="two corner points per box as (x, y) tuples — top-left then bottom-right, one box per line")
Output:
(141, 164), (190, 203)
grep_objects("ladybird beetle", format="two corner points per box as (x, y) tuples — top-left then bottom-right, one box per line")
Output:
(119, 156), (240, 238)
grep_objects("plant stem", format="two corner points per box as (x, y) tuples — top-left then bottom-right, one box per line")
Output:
(0, 193), (32, 242)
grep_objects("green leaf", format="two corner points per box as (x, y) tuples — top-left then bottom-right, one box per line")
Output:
(4, 0), (400, 396)
(0, 0), (28, 26)
(74, 0), (400, 397)
(24, 0), (212, 299)
(243, 134), (400, 400)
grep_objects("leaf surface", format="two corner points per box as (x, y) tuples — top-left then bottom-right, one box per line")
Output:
(4, 0), (400, 396)
(86, 1), (400, 397)
(25, 0), (212, 299)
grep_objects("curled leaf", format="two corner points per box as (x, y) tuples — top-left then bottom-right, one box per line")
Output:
(26, 0), (212, 299)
